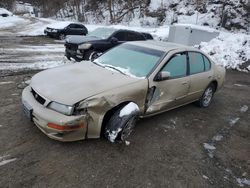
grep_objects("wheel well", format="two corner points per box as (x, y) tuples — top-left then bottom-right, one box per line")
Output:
(100, 101), (131, 137)
(211, 80), (218, 92)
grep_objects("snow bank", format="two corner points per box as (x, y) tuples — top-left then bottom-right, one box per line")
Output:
(200, 31), (250, 70)
(119, 102), (139, 117)
(0, 8), (13, 16)
(0, 16), (27, 29)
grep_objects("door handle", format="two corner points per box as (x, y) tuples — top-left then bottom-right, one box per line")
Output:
(182, 82), (188, 85)
(208, 76), (212, 79)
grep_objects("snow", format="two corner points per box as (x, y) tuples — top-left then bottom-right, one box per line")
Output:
(0, 14), (249, 72)
(202, 175), (209, 180)
(240, 105), (248, 113)
(0, 8), (13, 16)
(0, 16), (28, 29)
(125, 140), (130, 146)
(106, 128), (122, 143)
(229, 117), (240, 126)
(0, 81), (14, 85)
(212, 135), (223, 141)
(119, 102), (139, 117)
(203, 143), (216, 150)
(0, 155), (16, 166)
(236, 178), (250, 187)
(200, 32), (250, 70)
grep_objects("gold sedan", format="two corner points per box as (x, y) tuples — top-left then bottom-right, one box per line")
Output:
(22, 41), (226, 142)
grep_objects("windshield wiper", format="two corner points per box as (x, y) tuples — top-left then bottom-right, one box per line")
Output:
(103, 65), (126, 75)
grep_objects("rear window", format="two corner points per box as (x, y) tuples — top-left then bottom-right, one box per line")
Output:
(203, 55), (211, 71)
(189, 52), (205, 74)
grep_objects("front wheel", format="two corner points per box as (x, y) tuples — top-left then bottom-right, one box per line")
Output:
(58, 34), (65, 40)
(197, 84), (215, 107)
(105, 103), (139, 143)
(85, 50), (102, 61)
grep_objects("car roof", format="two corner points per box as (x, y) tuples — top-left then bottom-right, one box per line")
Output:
(127, 40), (197, 52)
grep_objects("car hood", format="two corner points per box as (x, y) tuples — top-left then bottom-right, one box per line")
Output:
(65, 35), (101, 44)
(30, 61), (141, 105)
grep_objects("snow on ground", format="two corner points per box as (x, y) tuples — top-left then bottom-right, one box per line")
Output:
(0, 155), (16, 166)
(0, 15), (28, 29)
(0, 15), (249, 71)
(240, 105), (248, 113)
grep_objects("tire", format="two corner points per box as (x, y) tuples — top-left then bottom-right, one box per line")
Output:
(105, 104), (139, 143)
(197, 84), (215, 108)
(85, 50), (102, 61)
(58, 33), (65, 40)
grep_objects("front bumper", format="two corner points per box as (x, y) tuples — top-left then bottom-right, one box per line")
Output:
(22, 86), (87, 142)
(65, 44), (84, 61)
(44, 29), (59, 38)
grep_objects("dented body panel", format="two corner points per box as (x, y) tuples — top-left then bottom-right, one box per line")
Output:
(21, 41), (225, 141)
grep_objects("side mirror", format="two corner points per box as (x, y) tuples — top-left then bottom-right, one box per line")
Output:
(154, 71), (171, 81)
(110, 37), (118, 44)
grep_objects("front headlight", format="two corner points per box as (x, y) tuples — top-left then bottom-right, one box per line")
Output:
(51, 29), (58, 33)
(78, 43), (92, 50)
(48, 102), (74, 116)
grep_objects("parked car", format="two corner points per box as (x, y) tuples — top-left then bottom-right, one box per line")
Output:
(22, 41), (225, 142)
(64, 27), (153, 61)
(44, 22), (88, 40)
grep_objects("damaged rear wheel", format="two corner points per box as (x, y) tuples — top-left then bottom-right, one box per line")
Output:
(105, 103), (139, 143)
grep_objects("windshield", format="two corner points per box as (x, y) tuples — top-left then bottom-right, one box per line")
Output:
(94, 44), (165, 78)
(88, 28), (117, 39)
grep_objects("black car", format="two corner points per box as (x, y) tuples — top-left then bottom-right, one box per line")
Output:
(64, 27), (153, 61)
(44, 22), (88, 40)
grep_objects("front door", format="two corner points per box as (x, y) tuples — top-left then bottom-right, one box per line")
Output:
(146, 52), (190, 114)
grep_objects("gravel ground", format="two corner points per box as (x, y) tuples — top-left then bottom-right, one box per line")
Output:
(0, 36), (249, 188)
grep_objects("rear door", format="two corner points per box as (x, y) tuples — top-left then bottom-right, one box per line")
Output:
(186, 51), (214, 101)
(146, 52), (190, 114)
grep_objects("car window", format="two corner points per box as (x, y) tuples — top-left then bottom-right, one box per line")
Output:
(127, 32), (144, 41)
(203, 55), (211, 71)
(189, 52), (205, 74)
(75, 24), (83, 28)
(88, 28), (117, 39)
(162, 52), (187, 78)
(67, 24), (75, 28)
(113, 31), (126, 41)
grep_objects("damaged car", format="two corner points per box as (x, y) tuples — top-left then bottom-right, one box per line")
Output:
(64, 27), (153, 61)
(44, 22), (88, 40)
(22, 41), (225, 142)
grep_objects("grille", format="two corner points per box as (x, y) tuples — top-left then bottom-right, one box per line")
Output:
(65, 43), (78, 51)
(31, 88), (46, 105)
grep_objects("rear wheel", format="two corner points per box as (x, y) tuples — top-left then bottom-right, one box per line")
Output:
(197, 84), (215, 107)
